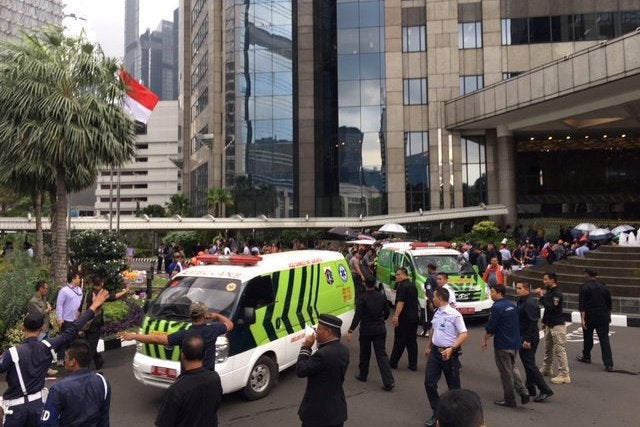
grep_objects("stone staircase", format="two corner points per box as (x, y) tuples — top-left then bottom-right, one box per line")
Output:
(508, 246), (640, 316)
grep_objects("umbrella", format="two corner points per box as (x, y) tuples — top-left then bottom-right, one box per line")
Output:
(346, 239), (375, 245)
(328, 227), (358, 238)
(611, 225), (635, 235)
(379, 223), (408, 234)
(571, 223), (597, 238)
(589, 228), (612, 241)
(357, 234), (376, 241)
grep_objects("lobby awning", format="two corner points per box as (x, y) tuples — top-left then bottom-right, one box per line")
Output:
(0, 205), (508, 231)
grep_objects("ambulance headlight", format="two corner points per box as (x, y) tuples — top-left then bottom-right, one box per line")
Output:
(215, 336), (229, 363)
(136, 342), (143, 352)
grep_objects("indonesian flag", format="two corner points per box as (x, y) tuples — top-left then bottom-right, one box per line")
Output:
(120, 70), (159, 124)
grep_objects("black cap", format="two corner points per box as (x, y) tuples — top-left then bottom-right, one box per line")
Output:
(318, 314), (342, 330)
(23, 312), (44, 331)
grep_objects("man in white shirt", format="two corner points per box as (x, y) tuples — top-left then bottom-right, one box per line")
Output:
(436, 272), (457, 307)
(424, 287), (468, 427)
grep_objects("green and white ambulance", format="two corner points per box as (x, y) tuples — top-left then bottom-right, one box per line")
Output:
(131, 250), (355, 400)
(376, 242), (492, 317)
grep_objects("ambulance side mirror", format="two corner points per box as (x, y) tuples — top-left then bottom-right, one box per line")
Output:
(243, 307), (256, 325)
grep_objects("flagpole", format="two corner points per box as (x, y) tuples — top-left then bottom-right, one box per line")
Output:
(116, 166), (121, 233)
(109, 166), (114, 231)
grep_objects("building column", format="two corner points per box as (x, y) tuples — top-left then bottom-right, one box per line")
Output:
(496, 126), (517, 228)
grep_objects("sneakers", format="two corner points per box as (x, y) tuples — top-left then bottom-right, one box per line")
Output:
(550, 375), (571, 384)
(47, 368), (58, 376)
(540, 367), (553, 377)
(417, 330), (429, 337)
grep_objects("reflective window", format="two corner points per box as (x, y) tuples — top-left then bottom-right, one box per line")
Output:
(404, 78), (428, 105)
(405, 132), (430, 211)
(338, 29), (360, 54)
(338, 54), (360, 80)
(461, 136), (487, 207)
(458, 22), (482, 49)
(459, 75), (484, 95)
(403, 25), (426, 52)
(337, 3), (359, 29)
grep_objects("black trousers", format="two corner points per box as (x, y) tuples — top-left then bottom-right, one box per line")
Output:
(425, 349), (461, 412)
(389, 322), (419, 369)
(4, 399), (43, 427)
(518, 341), (552, 395)
(583, 323), (613, 368)
(83, 327), (104, 370)
(157, 255), (164, 272)
(358, 332), (394, 387)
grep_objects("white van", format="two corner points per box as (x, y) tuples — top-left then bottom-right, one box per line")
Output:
(131, 250), (356, 400)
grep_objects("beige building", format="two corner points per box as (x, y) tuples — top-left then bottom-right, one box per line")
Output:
(0, 0), (64, 41)
(179, 0), (640, 227)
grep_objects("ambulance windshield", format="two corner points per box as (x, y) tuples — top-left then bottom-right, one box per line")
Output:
(149, 276), (241, 320)
(413, 255), (475, 276)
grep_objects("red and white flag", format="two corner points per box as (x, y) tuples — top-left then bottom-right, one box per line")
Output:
(120, 70), (159, 124)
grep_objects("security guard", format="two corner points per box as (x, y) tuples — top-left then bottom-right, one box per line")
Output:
(424, 287), (468, 427)
(0, 289), (109, 427)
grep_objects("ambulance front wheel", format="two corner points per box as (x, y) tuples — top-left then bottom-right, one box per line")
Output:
(242, 355), (278, 400)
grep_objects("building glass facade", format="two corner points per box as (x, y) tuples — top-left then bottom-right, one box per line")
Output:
(405, 132), (430, 212)
(224, 0), (294, 218)
(461, 136), (487, 207)
(337, 0), (386, 217)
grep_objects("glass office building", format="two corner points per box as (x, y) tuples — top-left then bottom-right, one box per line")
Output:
(182, 0), (640, 221)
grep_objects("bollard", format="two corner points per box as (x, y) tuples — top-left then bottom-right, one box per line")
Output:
(145, 263), (154, 312)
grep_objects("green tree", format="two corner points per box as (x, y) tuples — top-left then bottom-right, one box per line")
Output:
(207, 187), (234, 217)
(141, 204), (166, 217)
(0, 28), (136, 285)
(166, 193), (192, 216)
(69, 231), (127, 292)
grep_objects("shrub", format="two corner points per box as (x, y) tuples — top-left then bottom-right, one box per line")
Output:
(455, 220), (511, 249)
(101, 300), (145, 337)
(69, 231), (127, 292)
(0, 252), (51, 344)
(103, 300), (130, 324)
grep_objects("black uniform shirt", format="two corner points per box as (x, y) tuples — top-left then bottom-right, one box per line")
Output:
(517, 295), (540, 344)
(579, 280), (612, 326)
(348, 289), (389, 336)
(540, 286), (564, 327)
(0, 309), (95, 399)
(395, 279), (419, 324)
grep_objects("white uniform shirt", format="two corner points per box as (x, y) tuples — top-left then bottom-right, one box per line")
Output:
(442, 284), (457, 306)
(431, 304), (467, 348)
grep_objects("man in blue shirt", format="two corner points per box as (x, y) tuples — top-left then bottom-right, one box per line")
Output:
(481, 285), (529, 408)
(40, 340), (110, 426)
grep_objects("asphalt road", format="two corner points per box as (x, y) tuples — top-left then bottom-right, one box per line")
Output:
(2, 318), (638, 426)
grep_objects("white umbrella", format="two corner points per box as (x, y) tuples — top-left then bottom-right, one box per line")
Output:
(611, 225), (635, 235)
(589, 228), (612, 241)
(379, 223), (408, 234)
(574, 223), (597, 232)
(357, 234), (376, 241)
(346, 239), (375, 245)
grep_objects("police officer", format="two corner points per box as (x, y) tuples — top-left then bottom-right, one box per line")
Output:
(424, 287), (469, 427)
(40, 340), (111, 426)
(297, 314), (349, 427)
(347, 277), (394, 391)
(0, 289), (109, 427)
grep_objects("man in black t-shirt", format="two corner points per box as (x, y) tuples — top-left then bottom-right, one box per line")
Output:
(156, 335), (222, 427)
(577, 269), (613, 371)
(389, 267), (419, 371)
(118, 302), (233, 371)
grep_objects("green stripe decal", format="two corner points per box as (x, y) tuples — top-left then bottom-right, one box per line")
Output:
(296, 265), (308, 329)
(263, 272), (278, 341)
(312, 264), (320, 320)
(281, 269), (295, 334)
(306, 264), (317, 325)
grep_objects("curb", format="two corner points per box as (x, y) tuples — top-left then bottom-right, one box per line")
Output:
(568, 311), (638, 328)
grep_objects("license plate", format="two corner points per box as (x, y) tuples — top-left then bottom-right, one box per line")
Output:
(459, 308), (475, 315)
(151, 366), (177, 380)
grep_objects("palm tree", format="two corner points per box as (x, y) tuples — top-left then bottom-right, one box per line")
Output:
(0, 28), (136, 285)
(207, 188), (234, 217)
(166, 193), (192, 216)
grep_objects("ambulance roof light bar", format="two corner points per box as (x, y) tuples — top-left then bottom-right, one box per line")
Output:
(410, 241), (452, 249)
(196, 254), (263, 266)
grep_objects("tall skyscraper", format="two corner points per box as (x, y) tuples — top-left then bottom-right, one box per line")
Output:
(0, 0), (64, 41)
(181, 0), (640, 223)
(124, 0), (141, 79)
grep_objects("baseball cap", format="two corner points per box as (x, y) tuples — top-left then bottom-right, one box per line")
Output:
(189, 302), (208, 319)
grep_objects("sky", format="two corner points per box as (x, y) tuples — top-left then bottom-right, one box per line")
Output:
(63, 0), (179, 59)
